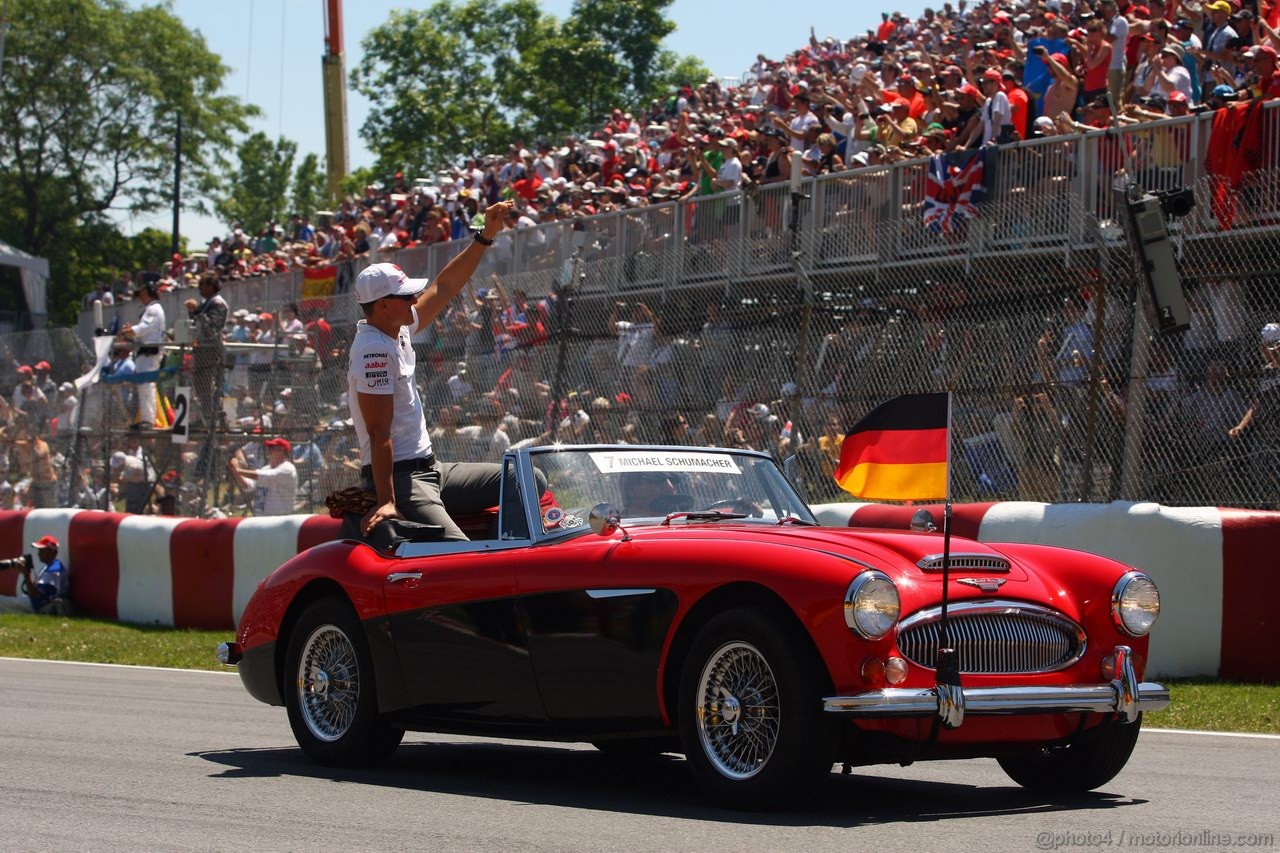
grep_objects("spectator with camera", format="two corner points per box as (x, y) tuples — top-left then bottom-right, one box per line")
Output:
(0, 535), (69, 615)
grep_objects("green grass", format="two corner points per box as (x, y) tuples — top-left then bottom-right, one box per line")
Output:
(0, 613), (230, 671)
(1, 614), (1277, 733)
(1146, 678), (1280, 734)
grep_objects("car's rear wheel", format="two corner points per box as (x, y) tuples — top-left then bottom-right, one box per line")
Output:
(678, 607), (837, 810)
(997, 713), (1143, 793)
(283, 598), (403, 767)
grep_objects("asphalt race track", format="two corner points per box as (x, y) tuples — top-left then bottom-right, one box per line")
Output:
(1, 658), (1276, 852)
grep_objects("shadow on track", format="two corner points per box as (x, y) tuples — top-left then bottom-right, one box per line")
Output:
(190, 739), (1146, 826)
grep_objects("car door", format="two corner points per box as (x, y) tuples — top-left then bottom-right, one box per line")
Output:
(515, 538), (679, 735)
(383, 544), (547, 728)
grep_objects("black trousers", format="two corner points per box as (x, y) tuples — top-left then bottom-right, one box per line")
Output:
(361, 458), (514, 542)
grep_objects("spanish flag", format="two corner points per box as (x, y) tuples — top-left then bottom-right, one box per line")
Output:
(301, 265), (337, 313)
(834, 393), (950, 501)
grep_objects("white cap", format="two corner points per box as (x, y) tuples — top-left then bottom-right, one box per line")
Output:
(750, 403), (771, 419)
(354, 262), (428, 304)
(110, 451), (127, 468)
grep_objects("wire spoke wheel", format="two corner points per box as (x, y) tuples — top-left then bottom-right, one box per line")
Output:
(695, 641), (781, 781)
(297, 624), (361, 742)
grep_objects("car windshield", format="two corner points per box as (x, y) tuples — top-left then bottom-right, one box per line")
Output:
(527, 446), (817, 536)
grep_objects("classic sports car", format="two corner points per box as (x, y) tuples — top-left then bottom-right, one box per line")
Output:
(219, 445), (1168, 809)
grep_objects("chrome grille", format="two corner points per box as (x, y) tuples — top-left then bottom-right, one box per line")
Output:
(916, 553), (1010, 572)
(897, 601), (1085, 674)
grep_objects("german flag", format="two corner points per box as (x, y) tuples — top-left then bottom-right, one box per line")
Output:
(834, 393), (950, 501)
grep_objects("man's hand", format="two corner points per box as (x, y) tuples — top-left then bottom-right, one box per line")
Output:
(184, 298), (199, 312)
(361, 500), (403, 536)
(481, 200), (513, 240)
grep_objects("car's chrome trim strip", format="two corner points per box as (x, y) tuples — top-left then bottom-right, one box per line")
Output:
(823, 682), (1169, 716)
(585, 588), (658, 599)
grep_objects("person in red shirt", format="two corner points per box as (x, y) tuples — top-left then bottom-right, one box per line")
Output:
(898, 75), (928, 119)
(877, 12), (897, 43)
(512, 172), (543, 202)
(1002, 66), (1030, 140)
(1242, 45), (1280, 100)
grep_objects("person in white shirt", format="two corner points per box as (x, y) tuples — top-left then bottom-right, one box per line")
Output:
(1148, 44), (1194, 102)
(1100, 0), (1129, 107)
(230, 437), (298, 515)
(350, 200), (542, 542)
(775, 92), (821, 151)
(122, 281), (166, 429)
(977, 69), (1013, 145)
(713, 137), (744, 190)
(280, 303), (305, 337)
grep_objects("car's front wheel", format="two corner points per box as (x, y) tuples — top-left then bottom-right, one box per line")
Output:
(678, 607), (837, 810)
(997, 713), (1144, 793)
(283, 598), (403, 767)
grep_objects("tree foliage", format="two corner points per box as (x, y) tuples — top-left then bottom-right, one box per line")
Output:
(0, 0), (254, 323)
(353, 0), (705, 173)
(213, 133), (297, 234)
(291, 153), (328, 220)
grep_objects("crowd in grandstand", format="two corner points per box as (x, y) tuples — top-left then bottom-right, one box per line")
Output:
(79, 0), (1280, 299)
(6, 0), (1280, 516)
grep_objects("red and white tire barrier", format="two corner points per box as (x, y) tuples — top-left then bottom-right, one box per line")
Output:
(811, 501), (1280, 681)
(3, 503), (1275, 680)
(0, 510), (340, 629)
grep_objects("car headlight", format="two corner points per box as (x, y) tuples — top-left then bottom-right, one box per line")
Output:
(845, 570), (900, 640)
(1112, 571), (1160, 637)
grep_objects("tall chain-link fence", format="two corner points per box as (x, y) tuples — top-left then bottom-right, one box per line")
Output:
(11, 106), (1279, 516)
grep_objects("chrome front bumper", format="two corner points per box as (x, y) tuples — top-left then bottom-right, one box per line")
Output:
(824, 645), (1169, 728)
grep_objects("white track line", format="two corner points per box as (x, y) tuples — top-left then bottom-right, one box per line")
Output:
(0, 656), (238, 675)
(1144, 727), (1280, 740)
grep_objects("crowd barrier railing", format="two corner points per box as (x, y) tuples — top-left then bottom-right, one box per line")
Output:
(79, 105), (1280, 341)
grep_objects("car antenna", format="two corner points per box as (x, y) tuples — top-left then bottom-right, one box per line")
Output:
(934, 393), (963, 730)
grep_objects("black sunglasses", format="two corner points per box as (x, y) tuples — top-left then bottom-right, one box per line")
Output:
(385, 293), (416, 302)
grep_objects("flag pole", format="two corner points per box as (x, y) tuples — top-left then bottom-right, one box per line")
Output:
(935, 391), (963, 728)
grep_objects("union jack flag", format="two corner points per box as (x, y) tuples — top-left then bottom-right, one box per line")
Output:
(923, 151), (985, 234)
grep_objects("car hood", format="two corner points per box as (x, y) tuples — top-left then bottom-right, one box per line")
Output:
(630, 522), (1032, 583)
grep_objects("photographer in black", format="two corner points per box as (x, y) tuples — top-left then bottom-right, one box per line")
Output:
(0, 535), (70, 615)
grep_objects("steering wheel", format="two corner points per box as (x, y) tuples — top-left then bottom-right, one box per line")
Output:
(704, 499), (764, 518)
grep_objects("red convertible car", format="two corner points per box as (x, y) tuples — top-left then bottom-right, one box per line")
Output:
(219, 445), (1168, 809)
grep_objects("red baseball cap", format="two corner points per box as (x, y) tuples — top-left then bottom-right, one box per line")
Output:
(31, 535), (59, 550)
(264, 437), (292, 453)
(258, 312), (274, 322)
(1168, 90), (1189, 103)
(35, 361), (51, 371)
(982, 69), (1003, 82)
(17, 364), (32, 375)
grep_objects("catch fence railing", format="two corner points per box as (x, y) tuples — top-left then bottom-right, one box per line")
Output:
(26, 101), (1280, 514)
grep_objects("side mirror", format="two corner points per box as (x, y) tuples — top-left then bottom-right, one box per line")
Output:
(910, 508), (937, 533)
(588, 502), (622, 537)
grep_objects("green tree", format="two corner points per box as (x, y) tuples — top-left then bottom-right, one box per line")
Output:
(215, 133), (297, 235)
(650, 51), (713, 103)
(0, 0), (255, 322)
(565, 0), (676, 103)
(353, 0), (704, 171)
(291, 153), (328, 219)
(353, 0), (544, 172)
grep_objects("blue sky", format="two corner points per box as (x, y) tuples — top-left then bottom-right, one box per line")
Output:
(122, 0), (924, 243)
